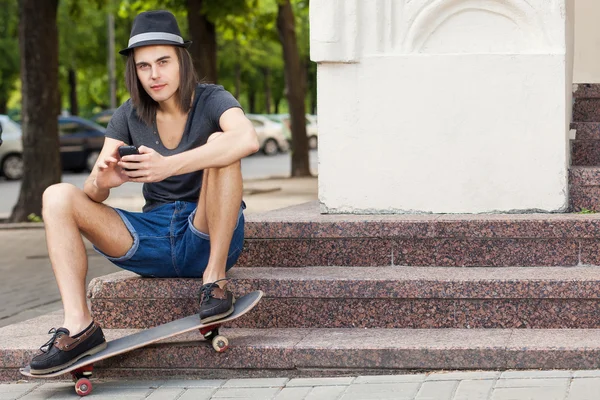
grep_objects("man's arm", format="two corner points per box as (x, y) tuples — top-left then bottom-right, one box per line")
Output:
(83, 137), (126, 202)
(168, 107), (259, 175)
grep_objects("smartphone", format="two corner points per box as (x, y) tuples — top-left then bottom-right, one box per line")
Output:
(118, 145), (139, 157)
(118, 145), (139, 171)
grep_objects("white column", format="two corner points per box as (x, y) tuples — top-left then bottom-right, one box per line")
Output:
(311, 0), (574, 214)
(574, 0), (600, 83)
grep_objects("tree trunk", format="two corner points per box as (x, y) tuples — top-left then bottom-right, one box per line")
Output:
(10, 0), (61, 222)
(248, 88), (256, 114)
(68, 68), (78, 116)
(186, 0), (217, 83)
(263, 67), (272, 114)
(277, 0), (311, 177)
(0, 97), (7, 115)
(307, 57), (317, 114)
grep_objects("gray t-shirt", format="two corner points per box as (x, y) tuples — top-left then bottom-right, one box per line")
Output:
(105, 83), (242, 212)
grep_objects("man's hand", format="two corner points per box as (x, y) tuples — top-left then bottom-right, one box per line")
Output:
(119, 145), (173, 183)
(94, 142), (129, 190)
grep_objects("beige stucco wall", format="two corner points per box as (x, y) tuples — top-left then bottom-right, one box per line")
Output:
(311, 0), (573, 214)
(574, 0), (600, 83)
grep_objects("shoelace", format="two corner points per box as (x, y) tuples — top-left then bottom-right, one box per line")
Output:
(40, 328), (63, 353)
(199, 278), (229, 305)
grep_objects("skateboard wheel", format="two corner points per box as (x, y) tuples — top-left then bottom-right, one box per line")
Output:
(212, 335), (229, 352)
(75, 377), (93, 396)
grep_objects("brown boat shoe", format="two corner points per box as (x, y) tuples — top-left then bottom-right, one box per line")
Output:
(199, 279), (235, 324)
(30, 321), (107, 375)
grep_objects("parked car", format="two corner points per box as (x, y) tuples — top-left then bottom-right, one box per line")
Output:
(266, 114), (318, 150)
(0, 115), (106, 180)
(0, 115), (24, 180)
(246, 114), (289, 156)
(58, 116), (106, 172)
(91, 108), (117, 128)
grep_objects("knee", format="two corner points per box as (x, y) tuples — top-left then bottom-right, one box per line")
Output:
(42, 183), (81, 218)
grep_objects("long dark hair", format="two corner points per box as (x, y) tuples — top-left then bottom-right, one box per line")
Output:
(125, 46), (198, 126)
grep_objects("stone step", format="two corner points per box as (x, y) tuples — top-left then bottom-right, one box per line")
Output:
(571, 140), (600, 166)
(241, 202), (600, 268)
(90, 267), (600, 330)
(571, 122), (600, 140)
(569, 167), (600, 212)
(3, 313), (600, 382)
(573, 83), (600, 99)
(569, 166), (600, 186)
(573, 99), (600, 122)
(573, 84), (600, 122)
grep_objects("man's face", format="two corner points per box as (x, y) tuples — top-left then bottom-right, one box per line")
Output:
(133, 45), (180, 104)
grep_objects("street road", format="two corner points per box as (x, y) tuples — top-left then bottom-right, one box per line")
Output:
(0, 150), (318, 218)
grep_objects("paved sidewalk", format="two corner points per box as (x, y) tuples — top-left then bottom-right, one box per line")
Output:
(3, 370), (600, 399)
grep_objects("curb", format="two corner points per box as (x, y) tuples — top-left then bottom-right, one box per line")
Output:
(0, 222), (45, 230)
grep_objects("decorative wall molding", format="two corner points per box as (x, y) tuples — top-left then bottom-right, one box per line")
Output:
(311, 0), (568, 62)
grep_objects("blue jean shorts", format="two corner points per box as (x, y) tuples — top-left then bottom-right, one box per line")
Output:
(93, 201), (245, 278)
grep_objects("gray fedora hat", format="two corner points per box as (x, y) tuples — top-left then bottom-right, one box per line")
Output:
(119, 10), (191, 55)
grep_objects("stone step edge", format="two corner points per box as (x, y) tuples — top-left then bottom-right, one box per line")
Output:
(245, 202), (600, 239)
(3, 314), (600, 380)
(88, 267), (600, 300)
(573, 83), (600, 99)
(571, 122), (600, 140)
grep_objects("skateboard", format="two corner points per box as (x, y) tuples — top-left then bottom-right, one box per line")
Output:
(20, 290), (263, 397)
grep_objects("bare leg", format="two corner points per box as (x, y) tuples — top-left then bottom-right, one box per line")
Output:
(193, 133), (243, 288)
(42, 183), (133, 334)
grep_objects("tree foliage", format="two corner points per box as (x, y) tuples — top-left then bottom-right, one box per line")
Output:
(0, 0), (20, 115)
(7, 0), (316, 221)
(4, 0), (315, 117)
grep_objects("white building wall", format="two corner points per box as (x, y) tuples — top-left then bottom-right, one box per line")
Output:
(574, 0), (600, 83)
(311, 0), (574, 214)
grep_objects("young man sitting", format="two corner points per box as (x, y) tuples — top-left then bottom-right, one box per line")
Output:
(29, 10), (258, 374)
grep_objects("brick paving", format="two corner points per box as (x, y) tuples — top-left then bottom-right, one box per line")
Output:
(3, 371), (599, 399)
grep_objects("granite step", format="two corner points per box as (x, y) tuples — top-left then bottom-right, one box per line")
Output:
(4, 312), (600, 382)
(90, 267), (600, 330)
(573, 83), (600, 99)
(571, 140), (600, 166)
(573, 99), (600, 122)
(241, 202), (600, 267)
(573, 84), (600, 122)
(569, 166), (600, 212)
(571, 122), (600, 140)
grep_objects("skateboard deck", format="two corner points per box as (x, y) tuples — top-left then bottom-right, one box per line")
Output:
(20, 290), (263, 380)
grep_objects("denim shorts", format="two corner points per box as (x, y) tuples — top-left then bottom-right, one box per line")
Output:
(93, 201), (246, 278)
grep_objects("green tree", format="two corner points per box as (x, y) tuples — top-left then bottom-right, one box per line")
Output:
(217, 2), (283, 112)
(57, 0), (134, 116)
(11, 0), (61, 222)
(58, 0), (109, 115)
(0, 0), (20, 115)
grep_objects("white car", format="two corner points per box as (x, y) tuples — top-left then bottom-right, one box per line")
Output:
(246, 114), (289, 156)
(267, 114), (318, 150)
(305, 114), (318, 150)
(0, 115), (24, 180)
